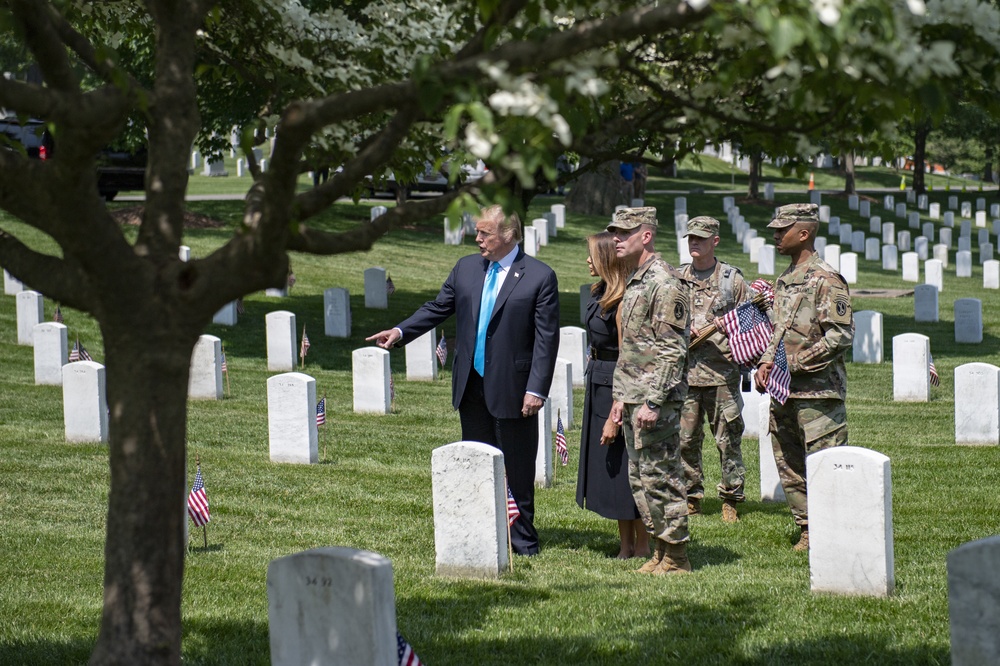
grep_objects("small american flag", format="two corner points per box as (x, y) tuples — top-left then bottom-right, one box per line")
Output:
(749, 279), (775, 307)
(236, 297), (246, 315)
(435, 334), (448, 367)
(766, 339), (791, 405)
(929, 353), (940, 387)
(187, 466), (211, 527)
(69, 340), (93, 363)
(396, 632), (422, 666)
(221, 352), (228, 375)
(287, 271), (297, 290)
(300, 327), (311, 360)
(386, 274), (396, 296)
(719, 300), (774, 365)
(555, 415), (569, 466)
(506, 481), (520, 526)
(53, 306), (63, 323)
(316, 397), (326, 426)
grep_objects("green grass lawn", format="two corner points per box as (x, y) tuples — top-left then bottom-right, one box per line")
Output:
(1, 185), (999, 665)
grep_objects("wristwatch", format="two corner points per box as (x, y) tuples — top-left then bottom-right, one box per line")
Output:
(645, 399), (659, 410)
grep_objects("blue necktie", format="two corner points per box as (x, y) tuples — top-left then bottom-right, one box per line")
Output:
(474, 262), (501, 376)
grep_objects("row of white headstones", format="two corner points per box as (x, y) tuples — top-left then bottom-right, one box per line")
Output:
(262, 437), (999, 665)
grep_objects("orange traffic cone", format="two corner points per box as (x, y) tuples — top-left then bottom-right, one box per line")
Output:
(808, 172), (815, 190)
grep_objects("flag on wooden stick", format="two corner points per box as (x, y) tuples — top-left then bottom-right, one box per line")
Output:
(555, 413), (569, 466)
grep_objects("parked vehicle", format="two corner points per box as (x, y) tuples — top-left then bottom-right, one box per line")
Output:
(0, 113), (146, 201)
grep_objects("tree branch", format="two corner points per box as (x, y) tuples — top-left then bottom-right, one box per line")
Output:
(10, 0), (79, 91)
(0, 230), (96, 311)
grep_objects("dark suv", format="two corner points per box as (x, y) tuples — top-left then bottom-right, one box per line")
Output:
(0, 115), (146, 201)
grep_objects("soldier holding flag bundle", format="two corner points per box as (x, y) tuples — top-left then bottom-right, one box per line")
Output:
(754, 203), (854, 552)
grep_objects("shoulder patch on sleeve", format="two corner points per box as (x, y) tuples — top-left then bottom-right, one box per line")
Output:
(831, 287), (852, 324)
(665, 290), (689, 328)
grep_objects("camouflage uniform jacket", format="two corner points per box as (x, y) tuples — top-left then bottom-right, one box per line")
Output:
(614, 253), (691, 406)
(759, 252), (853, 400)
(681, 261), (749, 387)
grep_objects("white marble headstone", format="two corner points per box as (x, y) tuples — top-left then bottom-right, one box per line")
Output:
(63, 360), (109, 443)
(431, 441), (509, 578)
(954, 363), (1000, 446)
(882, 245), (898, 271)
(881, 222), (895, 245)
(823, 245), (841, 272)
(213, 301), (238, 326)
(550, 358), (573, 432)
(808, 447), (894, 597)
(267, 547), (397, 666)
(535, 399), (552, 489)
(852, 311), (883, 364)
(353, 347), (391, 414)
(532, 218), (548, 247)
(956, 250), (972, 278)
(902, 252), (919, 282)
(954, 298), (983, 344)
(929, 203), (940, 219)
(188, 334), (223, 400)
(925, 259), (944, 292)
(523, 227), (539, 257)
(16, 290), (44, 346)
(364, 267), (389, 309)
(840, 253), (858, 284)
(984, 260), (1000, 289)
(324, 287), (351, 338)
(266, 310), (297, 372)
(268, 372), (318, 464)
(552, 204), (566, 229)
(865, 238), (880, 261)
(948, 536), (1000, 666)
(558, 326), (588, 387)
(859, 200), (871, 218)
(3, 268), (24, 295)
(33, 322), (67, 385)
(914, 284), (939, 323)
(759, 400), (785, 502)
(405, 330), (438, 381)
(897, 231), (911, 252)
(892, 333), (931, 402)
(758, 245), (776, 276)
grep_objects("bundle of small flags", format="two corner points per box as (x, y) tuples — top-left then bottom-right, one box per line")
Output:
(555, 415), (569, 466)
(68, 339), (93, 363)
(506, 482), (520, 526)
(718, 283), (775, 365)
(187, 465), (211, 527)
(766, 339), (791, 405)
(316, 397), (326, 427)
(386, 274), (396, 296)
(396, 632), (422, 666)
(435, 334), (448, 368)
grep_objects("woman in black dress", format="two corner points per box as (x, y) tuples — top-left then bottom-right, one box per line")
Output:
(575, 232), (647, 559)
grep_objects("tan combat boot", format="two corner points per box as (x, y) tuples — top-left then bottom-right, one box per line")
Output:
(686, 497), (701, 515)
(793, 527), (809, 552)
(637, 539), (666, 574)
(721, 500), (739, 523)
(654, 542), (693, 575)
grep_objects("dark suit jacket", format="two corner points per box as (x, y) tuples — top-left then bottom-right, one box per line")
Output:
(396, 248), (560, 419)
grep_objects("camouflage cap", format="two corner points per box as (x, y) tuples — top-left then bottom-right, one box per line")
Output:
(767, 203), (819, 229)
(684, 216), (720, 238)
(607, 206), (658, 232)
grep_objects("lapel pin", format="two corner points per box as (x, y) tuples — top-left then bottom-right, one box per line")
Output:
(514, 272), (520, 278)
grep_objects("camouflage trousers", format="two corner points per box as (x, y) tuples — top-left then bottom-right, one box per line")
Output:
(769, 397), (848, 527)
(679, 382), (746, 503)
(622, 401), (689, 544)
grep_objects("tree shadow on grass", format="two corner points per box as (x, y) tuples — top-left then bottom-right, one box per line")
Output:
(0, 637), (93, 665)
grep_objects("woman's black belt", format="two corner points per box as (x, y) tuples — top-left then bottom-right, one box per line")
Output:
(590, 347), (619, 362)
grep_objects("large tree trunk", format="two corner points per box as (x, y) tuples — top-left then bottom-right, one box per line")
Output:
(565, 157), (622, 216)
(89, 322), (196, 665)
(843, 151), (857, 194)
(912, 122), (931, 195)
(746, 151), (762, 199)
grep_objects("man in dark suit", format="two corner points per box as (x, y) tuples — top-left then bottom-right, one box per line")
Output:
(367, 204), (560, 555)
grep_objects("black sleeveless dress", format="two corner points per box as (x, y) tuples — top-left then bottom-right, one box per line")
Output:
(575, 288), (641, 520)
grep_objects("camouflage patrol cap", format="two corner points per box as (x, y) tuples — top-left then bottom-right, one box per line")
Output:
(607, 206), (658, 232)
(684, 216), (720, 238)
(767, 203), (819, 229)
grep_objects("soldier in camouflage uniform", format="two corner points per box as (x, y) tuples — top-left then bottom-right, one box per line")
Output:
(679, 216), (750, 523)
(607, 207), (693, 575)
(754, 203), (854, 552)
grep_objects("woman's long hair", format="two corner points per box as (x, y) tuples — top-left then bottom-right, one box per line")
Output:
(588, 231), (631, 313)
